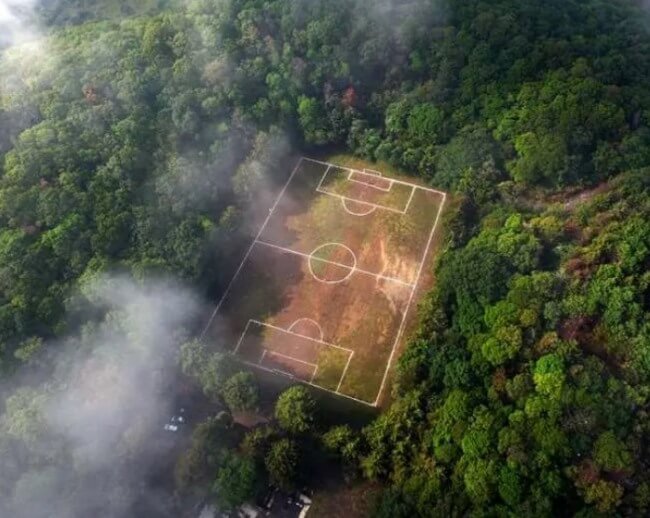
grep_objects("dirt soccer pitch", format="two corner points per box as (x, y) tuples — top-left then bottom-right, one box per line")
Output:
(204, 157), (446, 406)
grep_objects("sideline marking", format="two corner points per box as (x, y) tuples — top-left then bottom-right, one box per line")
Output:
(233, 319), (253, 354)
(200, 157), (305, 339)
(373, 191), (447, 406)
(403, 187), (416, 213)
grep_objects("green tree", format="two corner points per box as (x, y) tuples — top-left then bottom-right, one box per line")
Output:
(275, 386), (316, 435)
(175, 416), (239, 493)
(322, 425), (361, 465)
(297, 96), (331, 145)
(221, 372), (260, 413)
(265, 438), (299, 490)
(593, 432), (632, 472)
(213, 452), (261, 509)
(533, 354), (566, 399)
(180, 340), (231, 400)
(584, 480), (624, 513)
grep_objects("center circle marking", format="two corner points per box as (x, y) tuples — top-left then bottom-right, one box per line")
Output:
(308, 243), (357, 284)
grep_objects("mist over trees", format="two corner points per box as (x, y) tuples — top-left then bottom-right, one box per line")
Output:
(0, 276), (201, 517)
(0, 0), (649, 515)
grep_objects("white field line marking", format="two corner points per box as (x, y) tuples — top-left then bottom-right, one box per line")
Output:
(336, 351), (354, 393)
(307, 242), (357, 285)
(346, 167), (383, 180)
(272, 367), (296, 378)
(348, 170), (393, 192)
(266, 349), (318, 368)
(316, 186), (408, 215)
(323, 165), (394, 202)
(341, 198), (377, 216)
(315, 164), (332, 192)
(258, 349), (267, 364)
(403, 186), (416, 213)
(255, 239), (415, 288)
(348, 176), (392, 192)
(303, 157), (447, 196)
(373, 192), (447, 406)
(200, 157), (305, 339)
(288, 318), (324, 341)
(203, 154), (447, 407)
(247, 320), (353, 396)
(233, 319), (253, 354)
(237, 358), (374, 407)
(249, 319), (354, 353)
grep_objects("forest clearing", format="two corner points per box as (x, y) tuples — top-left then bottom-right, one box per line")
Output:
(204, 158), (446, 404)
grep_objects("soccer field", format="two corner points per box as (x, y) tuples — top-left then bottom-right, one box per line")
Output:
(203, 158), (446, 405)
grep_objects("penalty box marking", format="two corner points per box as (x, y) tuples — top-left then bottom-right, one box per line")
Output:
(316, 174), (414, 215)
(310, 159), (442, 217)
(235, 318), (355, 393)
(305, 157), (447, 196)
(316, 167), (416, 215)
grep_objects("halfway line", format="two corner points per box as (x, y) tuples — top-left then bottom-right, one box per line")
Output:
(255, 239), (415, 287)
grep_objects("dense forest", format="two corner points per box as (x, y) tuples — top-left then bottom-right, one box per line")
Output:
(0, 0), (649, 516)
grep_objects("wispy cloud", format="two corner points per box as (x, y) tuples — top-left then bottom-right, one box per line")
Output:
(0, 0), (41, 48)
(1, 275), (203, 517)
